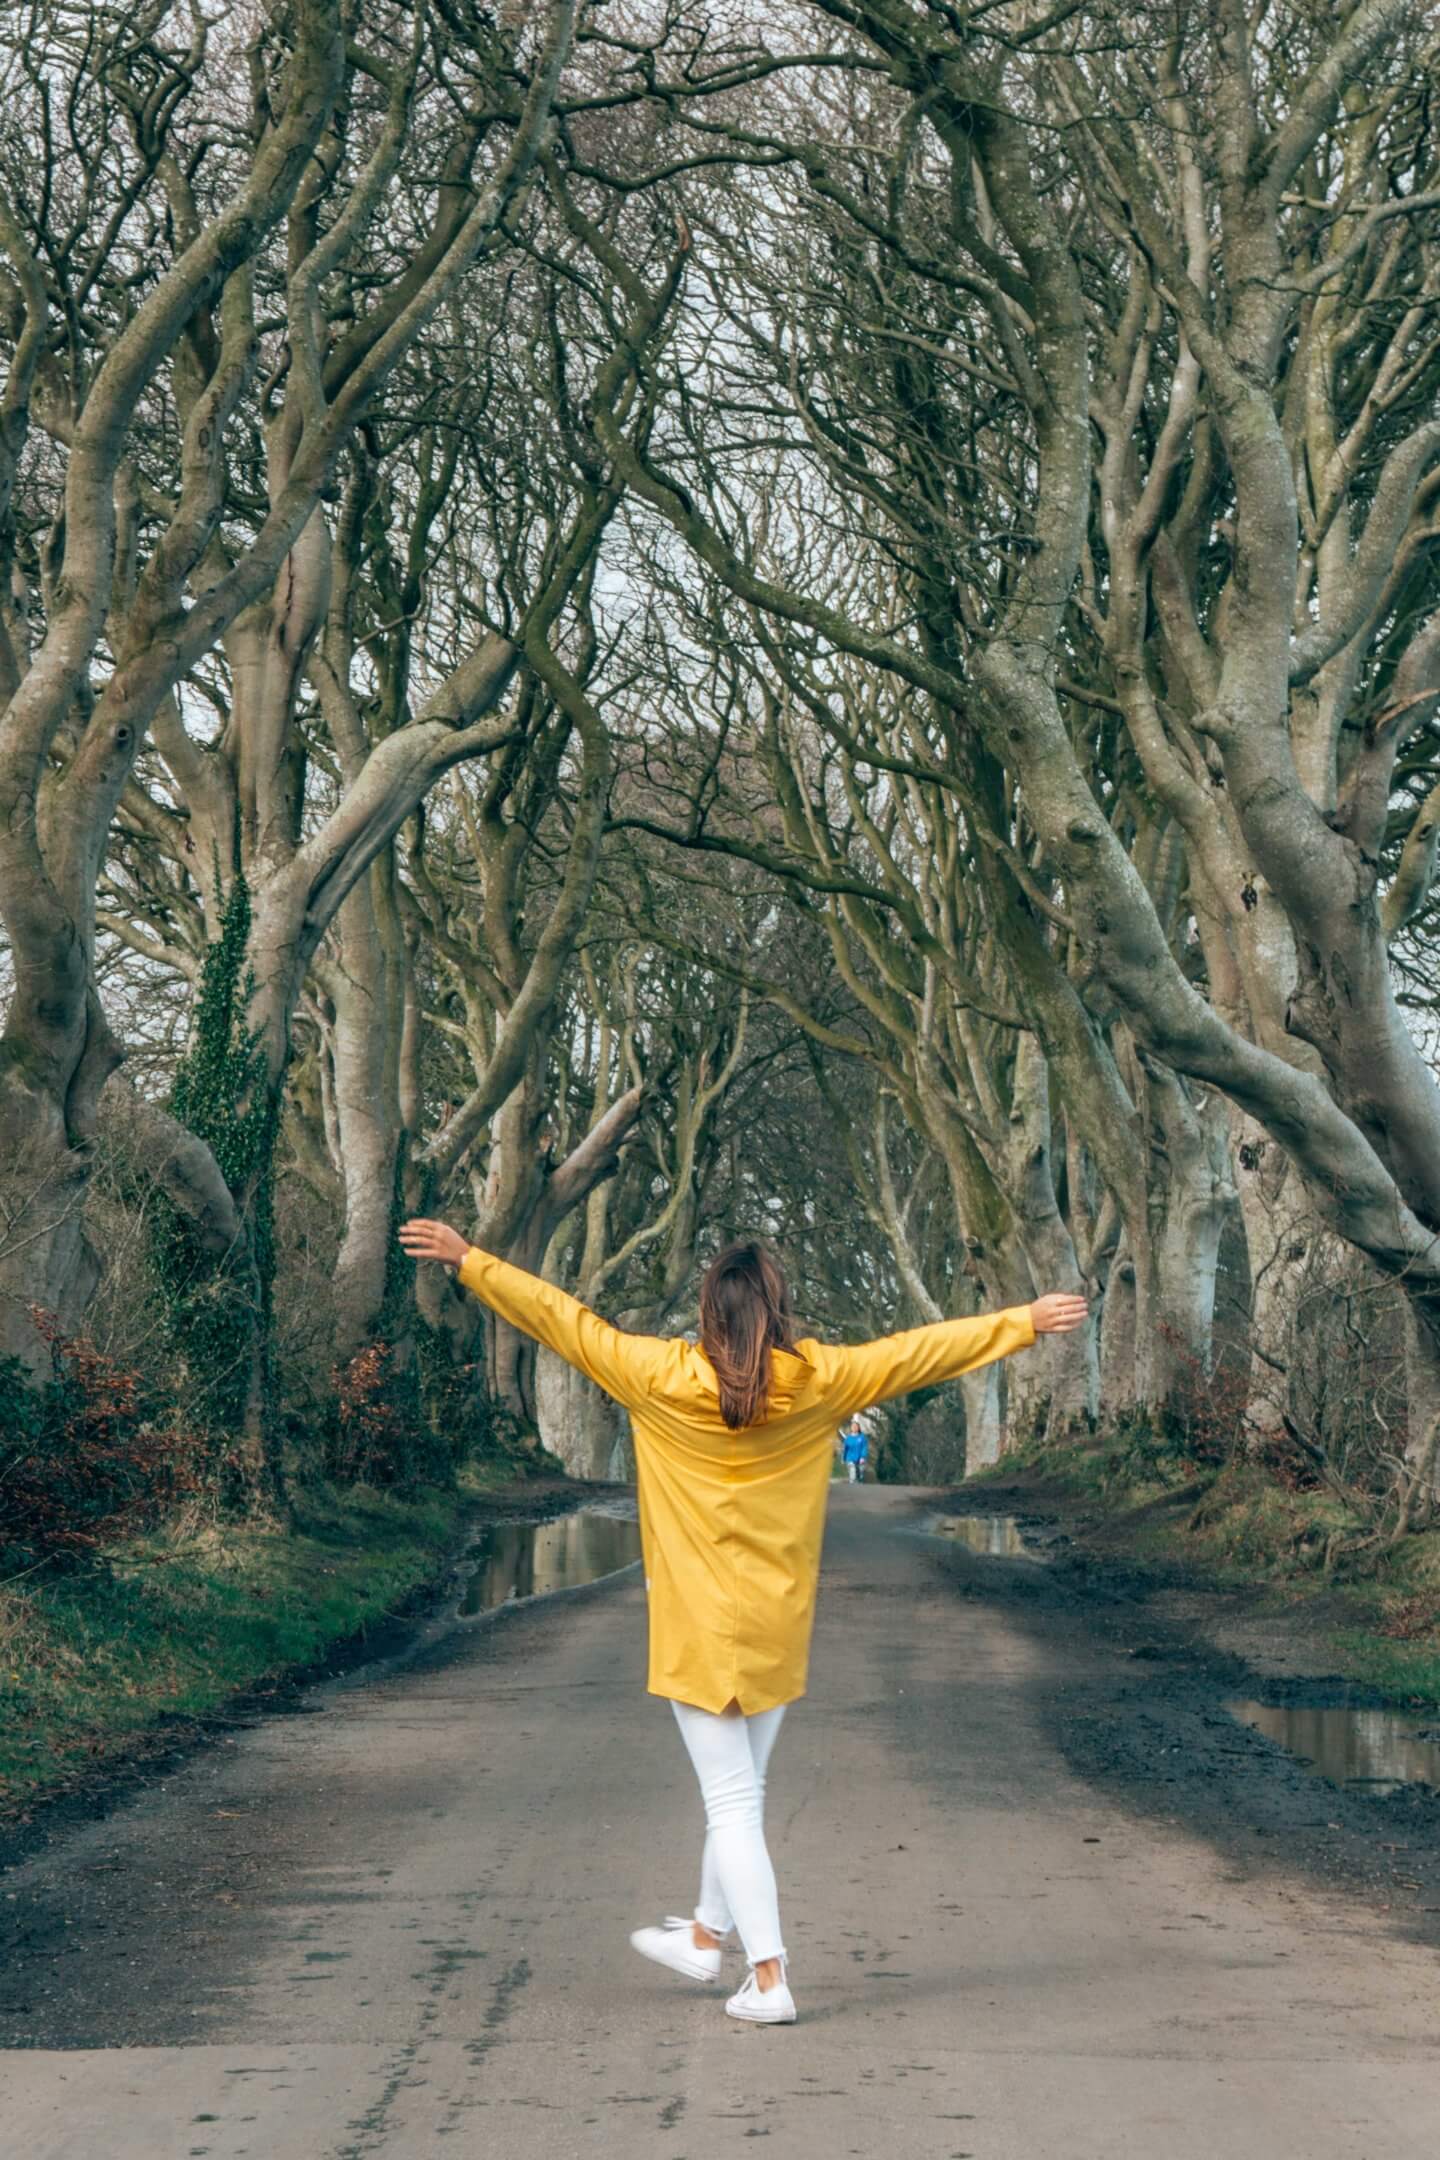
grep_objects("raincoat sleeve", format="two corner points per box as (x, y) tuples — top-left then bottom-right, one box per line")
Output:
(815, 1305), (1036, 1417)
(456, 1246), (661, 1409)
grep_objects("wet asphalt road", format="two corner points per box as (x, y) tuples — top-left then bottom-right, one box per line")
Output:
(4, 1484), (1440, 2159)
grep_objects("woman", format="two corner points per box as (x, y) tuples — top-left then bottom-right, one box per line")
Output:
(397, 1219), (1087, 2027)
(840, 1416), (870, 1483)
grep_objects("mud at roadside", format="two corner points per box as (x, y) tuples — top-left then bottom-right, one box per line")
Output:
(918, 1478), (1440, 1956)
(0, 1477), (617, 1879)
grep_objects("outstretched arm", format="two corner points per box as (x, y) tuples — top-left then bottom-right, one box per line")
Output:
(398, 1220), (661, 1408)
(816, 1292), (1087, 1418)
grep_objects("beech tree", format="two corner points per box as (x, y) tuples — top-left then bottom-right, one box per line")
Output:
(7, 0), (1436, 1510)
(557, 0), (1440, 1456)
(0, 0), (581, 1405)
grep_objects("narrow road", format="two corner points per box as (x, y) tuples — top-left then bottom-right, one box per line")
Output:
(4, 1487), (1439, 2159)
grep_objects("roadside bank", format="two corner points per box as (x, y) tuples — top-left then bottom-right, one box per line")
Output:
(957, 1430), (1440, 1707)
(0, 1472), (609, 1841)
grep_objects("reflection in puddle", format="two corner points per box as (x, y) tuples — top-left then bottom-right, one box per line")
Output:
(460, 1510), (641, 1616)
(931, 1514), (1033, 1558)
(1227, 1699), (1440, 1796)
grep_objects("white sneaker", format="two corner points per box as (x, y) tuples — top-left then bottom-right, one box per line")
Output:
(725, 1964), (797, 2024)
(629, 1915), (723, 1984)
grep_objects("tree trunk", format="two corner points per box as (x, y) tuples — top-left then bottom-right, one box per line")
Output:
(962, 1363), (1003, 1474)
(1230, 1110), (1318, 1444)
(475, 1080), (646, 1434)
(1000, 1037), (1096, 1436)
(1099, 1245), (1139, 1415)
(327, 857), (412, 1366)
(1402, 1304), (1440, 1484)
(0, 1006), (117, 1368)
(1130, 1065), (1233, 1414)
(535, 1347), (623, 1477)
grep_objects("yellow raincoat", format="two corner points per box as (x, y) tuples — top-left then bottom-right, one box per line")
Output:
(457, 1246), (1037, 1714)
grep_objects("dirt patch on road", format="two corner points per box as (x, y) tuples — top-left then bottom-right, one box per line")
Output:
(918, 1481), (1440, 1958)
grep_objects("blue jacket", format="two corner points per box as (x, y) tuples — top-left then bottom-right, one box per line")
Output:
(841, 1429), (869, 1462)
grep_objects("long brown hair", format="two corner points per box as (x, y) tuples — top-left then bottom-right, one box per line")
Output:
(699, 1241), (799, 1429)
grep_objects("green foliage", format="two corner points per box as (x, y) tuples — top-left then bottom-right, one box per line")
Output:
(412, 1311), (538, 1477)
(168, 871), (271, 1197)
(322, 1152), (451, 1491)
(0, 1352), (43, 1450)
(150, 873), (279, 1481)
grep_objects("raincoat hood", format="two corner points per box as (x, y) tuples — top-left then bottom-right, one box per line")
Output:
(646, 1337), (819, 1428)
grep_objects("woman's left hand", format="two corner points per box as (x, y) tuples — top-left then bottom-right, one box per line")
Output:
(1029, 1291), (1089, 1334)
(398, 1218), (469, 1268)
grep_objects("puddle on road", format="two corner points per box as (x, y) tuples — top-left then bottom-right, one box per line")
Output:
(1227, 1699), (1440, 1796)
(460, 1509), (641, 1616)
(930, 1513), (1034, 1558)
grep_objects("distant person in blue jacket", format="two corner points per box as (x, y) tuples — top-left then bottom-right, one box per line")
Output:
(841, 1417), (870, 1483)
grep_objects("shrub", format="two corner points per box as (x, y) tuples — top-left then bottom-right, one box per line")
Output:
(414, 1320), (534, 1474)
(327, 1339), (451, 1491)
(329, 1342), (413, 1486)
(0, 1311), (206, 1566)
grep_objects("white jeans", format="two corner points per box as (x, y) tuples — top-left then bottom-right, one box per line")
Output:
(671, 1698), (788, 1966)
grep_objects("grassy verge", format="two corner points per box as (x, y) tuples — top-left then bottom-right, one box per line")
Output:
(971, 1425), (1440, 1707)
(0, 1470), (513, 1818)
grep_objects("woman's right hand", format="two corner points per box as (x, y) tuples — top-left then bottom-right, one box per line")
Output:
(398, 1218), (469, 1269)
(1029, 1292), (1089, 1334)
